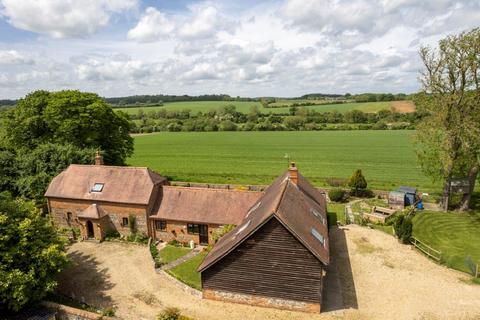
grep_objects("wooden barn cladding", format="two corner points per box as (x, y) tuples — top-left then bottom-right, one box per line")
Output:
(198, 164), (329, 313)
(201, 218), (324, 303)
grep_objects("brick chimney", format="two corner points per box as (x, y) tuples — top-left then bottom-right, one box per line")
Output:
(95, 150), (104, 165)
(288, 162), (298, 185)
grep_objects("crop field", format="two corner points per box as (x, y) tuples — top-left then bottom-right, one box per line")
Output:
(115, 100), (394, 115)
(128, 130), (438, 191)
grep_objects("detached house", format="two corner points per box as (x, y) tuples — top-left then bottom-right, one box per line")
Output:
(45, 152), (261, 244)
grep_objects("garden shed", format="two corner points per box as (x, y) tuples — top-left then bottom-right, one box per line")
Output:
(388, 191), (405, 209)
(398, 186), (417, 206)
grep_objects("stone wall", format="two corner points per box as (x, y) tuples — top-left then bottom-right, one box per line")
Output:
(41, 301), (117, 320)
(48, 198), (149, 237)
(203, 289), (321, 313)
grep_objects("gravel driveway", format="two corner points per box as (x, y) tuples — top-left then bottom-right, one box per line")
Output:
(57, 226), (480, 320)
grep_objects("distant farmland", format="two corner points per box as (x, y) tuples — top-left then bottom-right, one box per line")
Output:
(115, 100), (397, 115)
(128, 130), (435, 191)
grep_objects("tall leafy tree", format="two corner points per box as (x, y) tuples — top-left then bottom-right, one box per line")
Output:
(414, 28), (480, 210)
(14, 143), (95, 203)
(0, 192), (68, 312)
(1, 90), (133, 165)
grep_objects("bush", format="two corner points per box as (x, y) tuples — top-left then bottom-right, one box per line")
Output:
(101, 307), (116, 317)
(127, 232), (148, 244)
(104, 229), (120, 240)
(356, 188), (374, 198)
(348, 169), (368, 196)
(328, 188), (346, 202)
(150, 241), (163, 268)
(157, 307), (181, 320)
(128, 215), (136, 234)
(393, 214), (413, 244)
(167, 239), (181, 247)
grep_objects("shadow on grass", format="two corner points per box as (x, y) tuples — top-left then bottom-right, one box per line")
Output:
(55, 250), (114, 310)
(322, 226), (358, 312)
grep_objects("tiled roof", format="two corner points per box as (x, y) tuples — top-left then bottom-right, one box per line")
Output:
(77, 203), (108, 219)
(45, 164), (166, 205)
(151, 186), (263, 225)
(197, 170), (329, 272)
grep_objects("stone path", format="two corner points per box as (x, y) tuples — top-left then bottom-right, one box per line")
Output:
(161, 246), (203, 270)
(344, 199), (361, 224)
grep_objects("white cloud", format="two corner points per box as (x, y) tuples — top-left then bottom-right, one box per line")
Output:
(127, 7), (174, 42)
(0, 0), (138, 38)
(178, 5), (235, 40)
(0, 50), (34, 65)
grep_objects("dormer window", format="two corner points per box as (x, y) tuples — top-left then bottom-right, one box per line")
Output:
(91, 183), (104, 192)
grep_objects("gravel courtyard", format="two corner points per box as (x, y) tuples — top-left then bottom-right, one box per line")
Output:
(57, 225), (480, 320)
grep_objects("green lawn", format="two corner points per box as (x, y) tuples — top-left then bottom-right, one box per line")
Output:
(167, 252), (207, 290)
(159, 245), (192, 264)
(115, 100), (392, 115)
(412, 211), (480, 275)
(129, 130), (437, 191)
(327, 203), (346, 226)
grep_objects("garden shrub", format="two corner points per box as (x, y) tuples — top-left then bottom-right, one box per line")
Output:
(150, 241), (163, 268)
(104, 229), (120, 240)
(157, 307), (181, 320)
(348, 169), (368, 196)
(101, 307), (116, 317)
(128, 215), (136, 234)
(328, 188), (346, 202)
(167, 239), (181, 247)
(393, 214), (413, 244)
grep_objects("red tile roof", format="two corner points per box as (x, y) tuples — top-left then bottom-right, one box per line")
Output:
(77, 203), (108, 219)
(151, 186), (263, 225)
(197, 171), (329, 272)
(45, 165), (166, 205)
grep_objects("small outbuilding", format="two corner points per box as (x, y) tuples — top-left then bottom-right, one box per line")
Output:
(388, 186), (418, 209)
(197, 164), (329, 313)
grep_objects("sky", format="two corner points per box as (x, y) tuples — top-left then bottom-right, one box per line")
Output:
(0, 0), (479, 99)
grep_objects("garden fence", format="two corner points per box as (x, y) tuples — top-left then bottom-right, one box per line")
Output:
(465, 256), (479, 278)
(410, 237), (441, 262)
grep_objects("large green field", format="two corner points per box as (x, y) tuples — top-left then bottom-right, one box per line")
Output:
(128, 130), (438, 191)
(115, 101), (392, 115)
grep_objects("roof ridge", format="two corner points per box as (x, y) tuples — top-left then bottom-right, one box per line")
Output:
(163, 185), (263, 193)
(273, 177), (290, 213)
(69, 164), (150, 170)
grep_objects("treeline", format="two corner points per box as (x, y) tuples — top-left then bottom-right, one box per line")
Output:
(105, 94), (258, 106)
(129, 105), (425, 133)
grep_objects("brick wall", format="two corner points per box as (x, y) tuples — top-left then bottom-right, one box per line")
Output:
(48, 198), (149, 236)
(152, 219), (221, 245)
(203, 289), (321, 313)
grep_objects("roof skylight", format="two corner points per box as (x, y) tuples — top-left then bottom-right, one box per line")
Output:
(311, 208), (326, 225)
(91, 183), (104, 192)
(235, 220), (251, 236)
(246, 202), (261, 217)
(311, 228), (325, 245)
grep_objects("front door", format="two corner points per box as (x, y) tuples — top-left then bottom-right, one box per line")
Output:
(199, 224), (209, 245)
(86, 220), (94, 239)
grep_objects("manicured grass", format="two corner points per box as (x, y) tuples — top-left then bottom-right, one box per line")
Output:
(159, 245), (192, 264)
(115, 100), (392, 115)
(327, 203), (346, 226)
(370, 224), (395, 235)
(412, 211), (480, 274)
(167, 252), (207, 290)
(129, 131), (438, 191)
